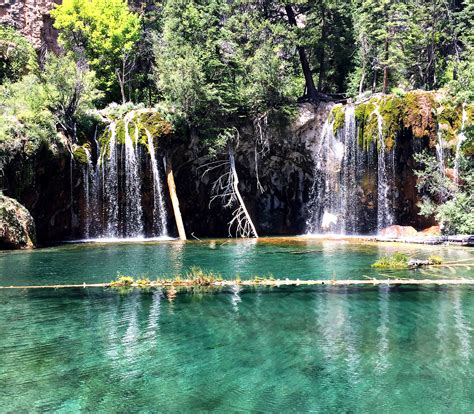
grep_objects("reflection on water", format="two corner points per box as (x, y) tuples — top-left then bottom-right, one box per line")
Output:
(0, 287), (474, 411)
(376, 286), (390, 374)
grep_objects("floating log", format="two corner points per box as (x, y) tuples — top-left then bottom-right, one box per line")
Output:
(1, 278), (474, 290)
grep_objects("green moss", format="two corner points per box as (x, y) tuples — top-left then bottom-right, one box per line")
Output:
(402, 91), (436, 140)
(379, 95), (404, 150)
(355, 100), (377, 150)
(97, 108), (173, 164)
(331, 105), (345, 134)
(72, 144), (91, 164)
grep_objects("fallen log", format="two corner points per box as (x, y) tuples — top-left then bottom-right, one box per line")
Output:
(1, 278), (474, 290)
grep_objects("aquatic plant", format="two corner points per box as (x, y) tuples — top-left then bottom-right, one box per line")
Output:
(110, 275), (134, 287)
(428, 255), (443, 265)
(372, 253), (409, 269)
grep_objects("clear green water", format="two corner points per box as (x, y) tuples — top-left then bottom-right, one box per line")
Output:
(1, 239), (474, 412)
(1, 286), (474, 412)
(1, 238), (473, 285)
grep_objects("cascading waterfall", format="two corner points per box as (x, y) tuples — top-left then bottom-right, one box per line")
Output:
(82, 147), (92, 239)
(306, 105), (365, 234)
(123, 113), (143, 237)
(454, 104), (467, 185)
(80, 110), (169, 239)
(435, 128), (446, 177)
(146, 130), (168, 236)
(373, 105), (394, 232)
(306, 103), (395, 235)
(103, 121), (119, 236)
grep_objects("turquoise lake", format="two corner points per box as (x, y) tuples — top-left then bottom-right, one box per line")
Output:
(1, 238), (473, 412)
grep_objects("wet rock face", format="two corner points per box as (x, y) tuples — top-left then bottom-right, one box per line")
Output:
(0, 0), (60, 51)
(172, 103), (332, 237)
(0, 193), (36, 249)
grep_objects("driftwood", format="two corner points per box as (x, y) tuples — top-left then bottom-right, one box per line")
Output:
(1, 278), (474, 290)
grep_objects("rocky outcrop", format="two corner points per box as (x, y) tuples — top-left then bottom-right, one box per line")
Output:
(0, 193), (36, 248)
(0, 0), (59, 51)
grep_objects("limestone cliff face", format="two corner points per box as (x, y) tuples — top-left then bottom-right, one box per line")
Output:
(0, 0), (60, 51)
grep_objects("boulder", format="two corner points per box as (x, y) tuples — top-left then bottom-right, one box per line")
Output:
(0, 194), (36, 249)
(379, 225), (418, 238)
(420, 225), (441, 236)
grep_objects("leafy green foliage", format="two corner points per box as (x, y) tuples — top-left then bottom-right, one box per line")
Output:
(51, 0), (141, 102)
(414, 150), (474, 235)
(0, 53), (100, 169)
(0, 25), (36, 84)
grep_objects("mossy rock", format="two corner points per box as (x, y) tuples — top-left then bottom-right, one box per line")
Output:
(379, 95), (404, 151)
(98, 109), (173, 162)
(355, 100), (377, 150)
(0, 194), (36, 249)
(330, 105), (345, 135)
(72, 144), (91, 165)
(402, 91), (436, 142)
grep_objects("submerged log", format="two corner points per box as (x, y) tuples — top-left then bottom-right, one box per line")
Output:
(2, 278), (474, 290)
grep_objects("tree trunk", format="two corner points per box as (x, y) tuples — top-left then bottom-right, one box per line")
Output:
(164, 155), (186, 240)
(229, 150), (258, 238)
(317, 7), (327, 92)
(358, 66), (366, 96)
(116, 68), (126, 104)
(285, 4), (319, 102)
(382, 38), (389, 94)
(372, 70), (377, 93)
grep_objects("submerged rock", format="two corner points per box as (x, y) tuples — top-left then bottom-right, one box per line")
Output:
(0, 194), (36, 249)
(379, 225), (418, 238)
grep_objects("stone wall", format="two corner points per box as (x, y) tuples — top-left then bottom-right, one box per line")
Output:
(0, 0), (59, 51)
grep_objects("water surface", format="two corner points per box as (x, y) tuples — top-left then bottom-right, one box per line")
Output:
(1, 286), (473, 412)
(1, 238), (472, 285)
(1, 238), (473, 412)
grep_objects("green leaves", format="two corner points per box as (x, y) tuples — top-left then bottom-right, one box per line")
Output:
(0, 25), (36, 84)
(51, 0), (141, 100)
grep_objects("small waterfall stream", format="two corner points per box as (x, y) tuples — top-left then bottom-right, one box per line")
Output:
(306, 103), (395, 235)
(454, 104), (468, 185)
(80, 110), (169, 239)
(146, 130), (168, 236)
(123, 113), (144, 236)
(306, 104), (368, 234)
(374, 105), (394, 232)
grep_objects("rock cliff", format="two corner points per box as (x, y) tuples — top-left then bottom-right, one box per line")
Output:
(0, 0), (59, 51)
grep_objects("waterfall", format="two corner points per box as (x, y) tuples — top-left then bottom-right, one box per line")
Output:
(373, 105), (394, 232)
(82, 147), (92, 238)
(454, 104), (467, 185)
(306, 105), (363, 234)
(306, 102), (395, 235)
(80, 109), (169, 239)
(340, 105), (359, 234)
(123, 112), (143, 237)
(146, 130), (168, 236)
(103, 121), (119, 237)
(435, 128), (446, 177)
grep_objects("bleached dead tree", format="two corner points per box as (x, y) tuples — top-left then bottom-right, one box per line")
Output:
(201, 128), (258, 238)
(253, 112), (270, 194)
